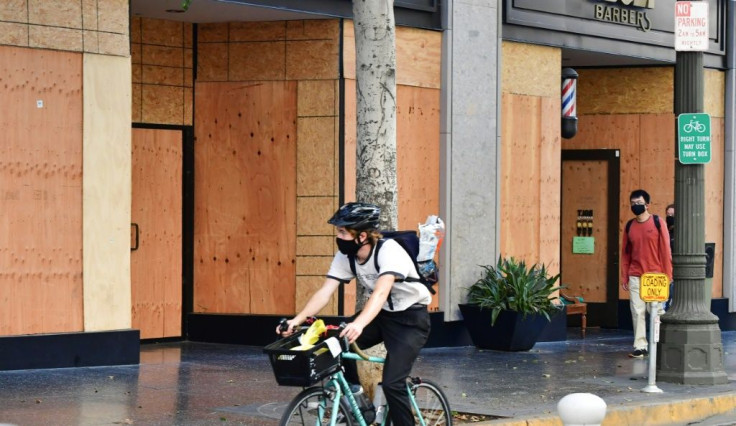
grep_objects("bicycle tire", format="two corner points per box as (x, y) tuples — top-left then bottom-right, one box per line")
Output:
(409, 379), (453, 426)
(280, 386), (355, 426)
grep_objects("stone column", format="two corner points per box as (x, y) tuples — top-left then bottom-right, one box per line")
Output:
(657, 12), (728, 384)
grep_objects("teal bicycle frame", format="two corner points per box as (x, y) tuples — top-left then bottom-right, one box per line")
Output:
(319, 351), (430, 426)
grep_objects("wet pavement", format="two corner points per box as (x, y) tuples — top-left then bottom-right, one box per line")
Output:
(1, 328), (736, 425)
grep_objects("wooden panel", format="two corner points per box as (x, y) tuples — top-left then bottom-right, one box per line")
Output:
(286, 39), (339, 80)
(194, 81), (297, 314)
(131, 128), (182, 339)
(297, 117), (335, 196)
(501, 93), (542, 261)
(0, 0), (27, 21)
(706, 118), (724, 298)
(343, 20), (442, 89)
(705, 70), (726, 118)
(230, 21), (286, 41)
(0, 45), (83, 335)
(287, 20), (339, 41)
(501, 41), (560, 98)
(560, 160), (610, 303)
(639, 114), (675, 216)
(141, 85), (183, 125)
(539, 97), (562, 274)
(29, 25), (83, 51)
(29, 0), (82, 28)
(577, 68), (673, 115)
(396, 85), (441, 311)
(344, 79), (357, 201)
(230, 41), (287, 81)
(0, 22), (28, 46)
(397, 85), (441, 223)
(83, 53), (132, 331)
(197, 42), (228, 82)
(297, 80), (337, 117)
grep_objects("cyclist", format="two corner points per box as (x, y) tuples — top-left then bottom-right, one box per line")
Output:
(277, 202), (432, 425)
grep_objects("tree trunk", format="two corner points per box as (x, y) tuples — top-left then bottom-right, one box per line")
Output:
(353, 0), (398, 232)
(352, 0), (397, 398)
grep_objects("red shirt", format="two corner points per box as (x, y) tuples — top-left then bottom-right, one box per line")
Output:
(620, 215), (673, 283)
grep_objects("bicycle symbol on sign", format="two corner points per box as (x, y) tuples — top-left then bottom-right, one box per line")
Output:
(683, 119), (706, 133)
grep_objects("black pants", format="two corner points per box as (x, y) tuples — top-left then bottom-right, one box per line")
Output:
(343, 307), (431, 426)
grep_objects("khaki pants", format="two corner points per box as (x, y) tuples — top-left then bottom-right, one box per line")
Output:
(628, 276), (664, 350)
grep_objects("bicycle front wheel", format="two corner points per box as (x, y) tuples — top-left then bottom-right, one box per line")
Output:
(409, 379), (453, 425)
(280, 386), (355, 426)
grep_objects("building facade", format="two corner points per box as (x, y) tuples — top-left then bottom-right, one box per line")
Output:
(0, 0), (734, 369)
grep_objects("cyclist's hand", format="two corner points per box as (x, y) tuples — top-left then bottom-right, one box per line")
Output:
(339, 322), (363, 344)
(622, 279), (630, 292)
(276, 318), (298, 336)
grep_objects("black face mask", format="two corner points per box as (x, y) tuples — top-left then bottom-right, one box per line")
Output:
(666, 216), (675, 228)
(336, 237), (363, 256)
(631, 204), (646, 216)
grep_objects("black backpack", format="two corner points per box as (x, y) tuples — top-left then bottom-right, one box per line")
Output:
(624, 215), (661, 253)
(347, 230), (438, 295)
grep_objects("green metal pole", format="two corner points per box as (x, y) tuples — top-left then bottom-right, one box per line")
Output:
(656, 1), (728, 385)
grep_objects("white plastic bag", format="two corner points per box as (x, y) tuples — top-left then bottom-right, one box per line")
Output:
(417, 215), (445, 262)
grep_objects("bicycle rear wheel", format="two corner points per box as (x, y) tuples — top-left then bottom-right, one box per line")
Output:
(409, 379), (453, 425)
(280, 386), (355, 426)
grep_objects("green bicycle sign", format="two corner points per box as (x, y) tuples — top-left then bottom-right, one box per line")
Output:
(678, 113), (711, 164)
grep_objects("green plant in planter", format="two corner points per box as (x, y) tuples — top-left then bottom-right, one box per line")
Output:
(465, 256), (563, 326)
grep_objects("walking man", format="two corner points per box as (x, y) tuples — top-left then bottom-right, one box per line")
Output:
(621, 189), (672, 358)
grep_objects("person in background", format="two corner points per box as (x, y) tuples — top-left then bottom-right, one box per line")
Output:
(665, 203), (675, 310)
(621, 190), (673, 358)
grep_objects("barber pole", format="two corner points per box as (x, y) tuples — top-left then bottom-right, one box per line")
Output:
(561, 68), (578, 139)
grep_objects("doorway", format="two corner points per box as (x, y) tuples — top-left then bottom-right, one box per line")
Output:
(560, 149), (620, 328)
(131, 127), (183, 339)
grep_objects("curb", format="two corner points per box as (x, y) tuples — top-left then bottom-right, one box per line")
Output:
(471, 393), (736, 425)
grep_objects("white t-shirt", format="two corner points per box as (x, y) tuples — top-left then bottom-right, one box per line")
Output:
(326, 239), (432, 312)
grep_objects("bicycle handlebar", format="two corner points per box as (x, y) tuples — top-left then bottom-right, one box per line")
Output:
(278, 318), (372, 360)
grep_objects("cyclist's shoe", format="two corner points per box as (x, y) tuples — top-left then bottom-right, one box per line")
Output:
(628, 348), (648, 358)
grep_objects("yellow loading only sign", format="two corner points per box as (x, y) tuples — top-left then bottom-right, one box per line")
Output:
(640, 273), (670, 302)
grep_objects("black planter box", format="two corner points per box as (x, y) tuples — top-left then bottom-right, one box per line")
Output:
(458, 304), (551, 351)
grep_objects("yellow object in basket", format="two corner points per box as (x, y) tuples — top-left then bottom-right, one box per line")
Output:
(291, 319), (327, 351)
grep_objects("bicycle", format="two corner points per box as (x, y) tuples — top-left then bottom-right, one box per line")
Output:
(683, 119), (706, 133)
(264, 318), (453, 426)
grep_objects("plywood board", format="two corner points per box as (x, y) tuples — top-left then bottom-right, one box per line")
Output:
(639, 114), (675, 216)
(501, 41), (560, 98)
(0, 45), (83, 335)
(194, 81), (297, 314)
(539, 97), (562, 274)
(560, 160), (610, 303)
(342, 21), (442, 89)
(83, 53), (132, 331)
(501, 93), (542, 262)
(131, 128), (182, 339)
(396, 85), (441, 311)
(706, 117), (724, 298)
(577, 68), (673, 115)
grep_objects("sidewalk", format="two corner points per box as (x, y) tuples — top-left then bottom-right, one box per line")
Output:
(0, 328), (735, 425)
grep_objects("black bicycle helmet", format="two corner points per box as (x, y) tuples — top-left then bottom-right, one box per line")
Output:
(327, 202), (380, 230)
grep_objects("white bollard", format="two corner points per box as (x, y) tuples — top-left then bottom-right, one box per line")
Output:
(557, 393), (607, 426)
